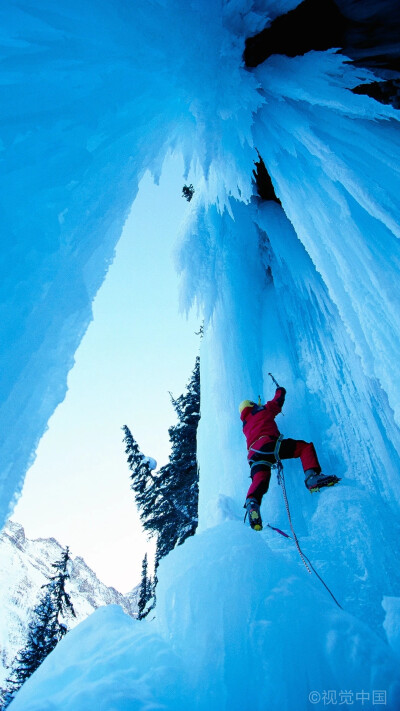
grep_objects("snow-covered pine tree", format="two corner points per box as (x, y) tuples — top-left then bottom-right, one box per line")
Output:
(44, 547), (76, 633)
(3, 592), (57, 704)
(156, 355), (200, 558)
(2, 547), (76, 708)
(123, 356), (200, 562)
(144, 355), (200, 560)
(122, 425), (156, 527)
(123, 425), (178, 549)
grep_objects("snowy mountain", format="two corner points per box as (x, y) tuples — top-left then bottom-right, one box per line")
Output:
(0, 521), (138, 687)
(1, 0), (400, 709)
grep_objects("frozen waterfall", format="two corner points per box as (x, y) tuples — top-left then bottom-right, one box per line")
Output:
(1, 1), (400, 709)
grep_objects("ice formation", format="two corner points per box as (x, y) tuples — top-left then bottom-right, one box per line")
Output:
(1, 0), (400, 709)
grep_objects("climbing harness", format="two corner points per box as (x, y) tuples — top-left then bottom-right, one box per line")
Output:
(244, 433), (282, 526)
(267, 523), (343, 610)
(249, 434), (284, 468)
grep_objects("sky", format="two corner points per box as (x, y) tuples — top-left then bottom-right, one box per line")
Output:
(13, 153), (200, 594)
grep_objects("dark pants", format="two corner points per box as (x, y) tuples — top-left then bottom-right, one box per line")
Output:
(246, 438), (321, 504)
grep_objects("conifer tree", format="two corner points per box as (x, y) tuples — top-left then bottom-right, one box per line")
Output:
(0, 687), (13, 711)
(158, 354), (200, 556)
(122, 425), (156, 528)
(137, 553), (153, 620)
(123, 355), (200, 563)
(2, 547), (75, 707)
(44, 547), (76, 633)
(4, 593), (57, 701)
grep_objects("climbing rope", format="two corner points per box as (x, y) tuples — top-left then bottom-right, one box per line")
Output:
(250, 374), (342, 608)
(249, 434), (312, 574)
(272, 453), (343, 609)
(276, 460), (313, 574)
(267, 521), (343, 610)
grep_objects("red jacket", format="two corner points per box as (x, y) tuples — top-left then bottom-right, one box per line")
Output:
(240, 388), (286, 460)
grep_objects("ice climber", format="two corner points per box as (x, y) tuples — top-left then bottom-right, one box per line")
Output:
(240, 385), (340, 531)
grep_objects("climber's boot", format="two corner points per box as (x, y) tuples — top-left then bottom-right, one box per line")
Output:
(245, 498), (263, 531)
(305, 469), (341, 493)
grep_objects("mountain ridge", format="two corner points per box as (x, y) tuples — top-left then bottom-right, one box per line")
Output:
(0, 521), (139, 687)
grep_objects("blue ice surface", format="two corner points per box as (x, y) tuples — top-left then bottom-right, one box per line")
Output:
(9, 522), (400, 711)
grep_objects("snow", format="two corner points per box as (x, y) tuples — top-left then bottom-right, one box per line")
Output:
(141, 456), (158, 471)
(1, 0), (400, 708)
(0, 522), (137, 687)
(7, 605), (190, 711)
(8, 524), (400, 710)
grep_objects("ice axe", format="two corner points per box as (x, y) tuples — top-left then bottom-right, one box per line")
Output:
(267, 373), (285, 415)
(268, 372), (280, 388)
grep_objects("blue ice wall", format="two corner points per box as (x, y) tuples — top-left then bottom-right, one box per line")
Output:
(0, 0), (264, 519)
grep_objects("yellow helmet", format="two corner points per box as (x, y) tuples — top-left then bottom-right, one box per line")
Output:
(239, 400), (255, 415)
